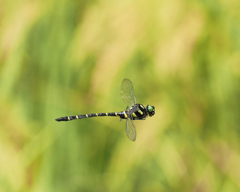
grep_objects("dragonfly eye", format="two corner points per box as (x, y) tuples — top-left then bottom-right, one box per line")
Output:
(148, 105), (153, 112)
(147, 105), (155, 117)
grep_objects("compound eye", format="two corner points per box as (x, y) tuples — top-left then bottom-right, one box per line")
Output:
(148, 105), (153, 113)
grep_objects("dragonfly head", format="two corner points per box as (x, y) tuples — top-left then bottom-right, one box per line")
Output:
(147, 105), (155, 117)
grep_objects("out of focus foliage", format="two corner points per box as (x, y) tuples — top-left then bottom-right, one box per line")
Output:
(0, 0), (240, 191)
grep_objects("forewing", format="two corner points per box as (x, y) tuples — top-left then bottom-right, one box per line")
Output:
(125, 117), (137, 142)
(121, 78), (137, 107)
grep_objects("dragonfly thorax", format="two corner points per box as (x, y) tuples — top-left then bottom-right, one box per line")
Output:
(125, 104), (150, 120)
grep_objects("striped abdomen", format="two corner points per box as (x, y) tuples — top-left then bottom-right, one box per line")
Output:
(55, 111), (128, 122)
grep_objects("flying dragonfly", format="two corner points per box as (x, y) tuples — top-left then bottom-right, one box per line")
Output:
(55, 78), (155, 141)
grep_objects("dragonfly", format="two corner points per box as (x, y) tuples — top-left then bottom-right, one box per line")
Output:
(55, 78), (155, 141)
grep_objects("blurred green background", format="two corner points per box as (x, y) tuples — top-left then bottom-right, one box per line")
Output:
(1, 0), (240, 191)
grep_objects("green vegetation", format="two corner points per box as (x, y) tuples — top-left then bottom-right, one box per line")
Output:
(0, 0), (240, 191)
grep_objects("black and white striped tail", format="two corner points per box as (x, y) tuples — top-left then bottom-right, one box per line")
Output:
(55, 111), (127, 122)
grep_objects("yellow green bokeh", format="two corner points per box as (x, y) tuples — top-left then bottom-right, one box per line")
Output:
(1, 0), (240, 191)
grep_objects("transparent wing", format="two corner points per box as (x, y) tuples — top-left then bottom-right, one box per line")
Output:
(121, 78), (137, 107)
(126, 117), (136, 142)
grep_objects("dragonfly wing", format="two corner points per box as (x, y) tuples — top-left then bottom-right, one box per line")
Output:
(121, 78), (137, 107)
(125, 117), (136, 142)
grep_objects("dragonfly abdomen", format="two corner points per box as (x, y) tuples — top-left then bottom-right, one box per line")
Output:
(55, 111), (127, 122)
